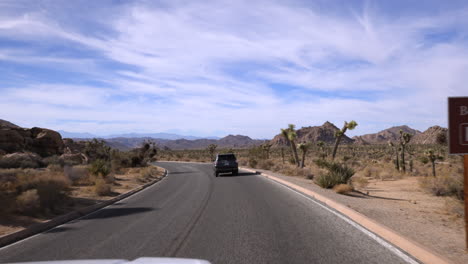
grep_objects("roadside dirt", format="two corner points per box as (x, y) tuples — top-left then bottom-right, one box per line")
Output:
(0, 166), (165, 238)
(253, 168), (466, 264)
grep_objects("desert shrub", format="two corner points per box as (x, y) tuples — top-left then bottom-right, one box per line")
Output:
(1, 169), (70, 214)
(138, 167), (159, 183)
(333, 184), (353, 194)
(16, 189), (40, 215)
(271, 163), (282, 172)
(248, 158), (258, 168)
(237, 157), (248, 166)
(131, 154), (143, 167)
(35, 176), (70, 211)
(42, 155), (61, 167)
(419, 156), (429, 164)
(419, 173), (463, 200)
(110, 150), (131, 173)
(280, 165), (313, 178)
(305, 172), (314, 180)
(257, 159), (274, 170)
(64, 165), (90, 185)
(48, 163), (62, 172)
(89, 159), (110, 178)
(314, 159), (355, 188)
(353, 177), (369, 189)
(94, 178), (112, 196)
(85, 139), (111, 162)
(0, 153), (43, 169)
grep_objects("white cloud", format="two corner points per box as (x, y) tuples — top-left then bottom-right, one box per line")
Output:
(0, 0), (467, 138)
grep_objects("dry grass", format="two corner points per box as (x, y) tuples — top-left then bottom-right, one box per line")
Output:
(419, 172), (463, 200)
(333, 184), (353, 194)
(16, 189), (40, 215)
(64, 165), (91, 186)
(94, 178), (112, 196)
(0, 168), (71, 214)
(352, 176), (370, 189)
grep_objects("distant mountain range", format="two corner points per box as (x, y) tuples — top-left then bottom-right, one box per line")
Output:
(80, 135), (267, 151)
(1, 119), (449, 152)
(58, 130), (220, 140)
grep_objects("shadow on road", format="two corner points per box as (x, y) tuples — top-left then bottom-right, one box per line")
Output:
(345, 191), (409, 201)
(45, 226), (74, 234)
(218, 172), (258, 177)
(82, 207), (156, 220)
(169, 171), (198, 175)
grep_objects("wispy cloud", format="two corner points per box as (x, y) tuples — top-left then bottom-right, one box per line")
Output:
(1, 0), (467, 138)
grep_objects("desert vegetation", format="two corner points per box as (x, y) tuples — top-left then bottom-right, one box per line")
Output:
(0, 136), (162, 235)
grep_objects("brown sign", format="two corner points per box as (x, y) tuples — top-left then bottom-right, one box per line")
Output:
(448, 97), (468, 154)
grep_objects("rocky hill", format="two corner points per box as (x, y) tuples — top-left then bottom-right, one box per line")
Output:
(411, 126), (448, 145)
(352, 125), (420, 145)
(270, 121), (353, 146)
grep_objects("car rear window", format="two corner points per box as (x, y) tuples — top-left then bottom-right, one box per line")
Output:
(218, 154), (236, 160)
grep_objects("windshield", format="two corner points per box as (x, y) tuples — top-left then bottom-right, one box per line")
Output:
(217, 154), (236, 161)
(0, 1), (464, 264)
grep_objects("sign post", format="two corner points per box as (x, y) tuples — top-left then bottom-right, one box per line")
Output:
(448, 97), (468, 250)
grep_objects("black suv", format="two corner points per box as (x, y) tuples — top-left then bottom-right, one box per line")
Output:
(213, 153), (238, 177)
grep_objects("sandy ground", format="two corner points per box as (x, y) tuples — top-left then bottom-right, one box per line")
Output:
(0, 166), (165, 238)
(253, 168), (466, 264)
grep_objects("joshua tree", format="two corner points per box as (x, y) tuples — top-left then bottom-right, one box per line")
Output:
(262, 143), (273, 159)
(406, 145), (415, 173)
(317, 140), (326, 159)
(207, 144), (218, 161)
(388, 141), (400, 170)
(425, 149), (440, 177)
(281, 124), (300, 167)
(398, 130), (412, 173)
(298, 142), (311, 168)
(331, 121), (358, 160)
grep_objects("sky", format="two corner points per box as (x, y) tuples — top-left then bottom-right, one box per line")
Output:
(1, 0), (467, 139)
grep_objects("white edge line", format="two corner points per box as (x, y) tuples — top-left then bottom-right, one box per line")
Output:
(263, 176), (420, 264)
(0, 170), (169, 251)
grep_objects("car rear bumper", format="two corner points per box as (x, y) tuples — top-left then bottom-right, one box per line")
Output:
(214, 167), (238, 173)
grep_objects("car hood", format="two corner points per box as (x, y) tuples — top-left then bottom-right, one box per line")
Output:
(7, 258), (211, 264)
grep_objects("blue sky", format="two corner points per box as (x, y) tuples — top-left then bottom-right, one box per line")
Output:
(1, 0), (467, 139)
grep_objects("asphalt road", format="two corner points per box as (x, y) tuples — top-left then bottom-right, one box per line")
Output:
(0, 162), (415, 264)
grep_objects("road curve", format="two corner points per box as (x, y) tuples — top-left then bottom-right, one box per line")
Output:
(0, 162), (413, 264)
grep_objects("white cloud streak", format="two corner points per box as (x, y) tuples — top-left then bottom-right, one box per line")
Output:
(0, 0), (467, 138)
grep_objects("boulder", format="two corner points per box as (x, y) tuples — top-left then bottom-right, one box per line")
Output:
(29, 127), (64, 157)
(0, 129), (25, 153)
(0, 152), (43, 168)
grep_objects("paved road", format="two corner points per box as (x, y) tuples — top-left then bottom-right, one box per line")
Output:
(0, 162), (414, 264)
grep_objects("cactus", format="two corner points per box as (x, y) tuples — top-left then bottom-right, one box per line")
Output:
(298, 142), (311, 168)
(281, 124), (300, 167)
(398, 130), (412, 173)
(331, 121), (358, 160)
